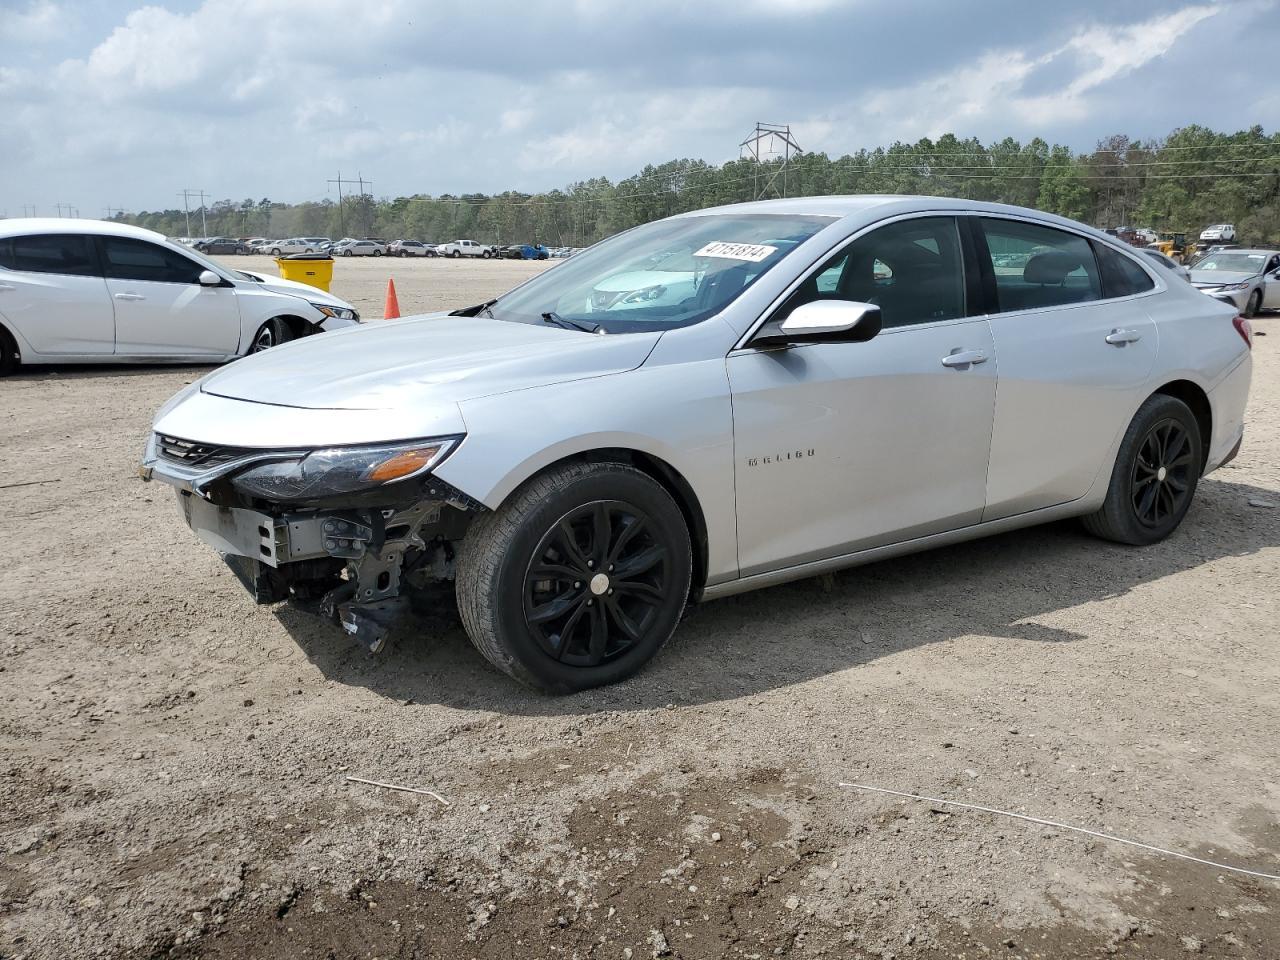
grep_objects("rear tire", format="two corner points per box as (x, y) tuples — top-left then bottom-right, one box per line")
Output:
(456, 461), (692, 693)
(1082, 394), (1202, 545)
(0, 326), (18, 376)
(249, 318), (292, 354)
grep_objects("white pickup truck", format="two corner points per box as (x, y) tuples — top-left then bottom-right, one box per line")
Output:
(436, 239), (497, 259)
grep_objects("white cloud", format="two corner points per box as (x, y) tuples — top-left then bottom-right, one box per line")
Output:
(0, 0), (61, 44)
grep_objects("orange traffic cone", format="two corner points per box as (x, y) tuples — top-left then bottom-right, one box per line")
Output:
(383, 278), (401, 320)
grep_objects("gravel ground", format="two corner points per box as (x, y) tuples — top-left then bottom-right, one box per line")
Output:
(1, 258), (1278, 959)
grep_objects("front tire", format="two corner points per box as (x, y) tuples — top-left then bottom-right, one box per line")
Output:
(456, 461), (692, 693)
(1082, 394), (1202, 545)
(1245, 290), (1261, 318)
(249, 318), (292, 354)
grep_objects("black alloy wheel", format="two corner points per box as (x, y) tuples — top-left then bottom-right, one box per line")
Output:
(455, 460), (692, 692)
(1082, 393), (1202, 545)
(1245, 290), (1261, 318)
(523, 501), (672, 667)
(1130, 418), (1195, 529)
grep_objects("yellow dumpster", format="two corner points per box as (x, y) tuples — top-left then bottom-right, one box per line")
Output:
(275, 253), (334, 292)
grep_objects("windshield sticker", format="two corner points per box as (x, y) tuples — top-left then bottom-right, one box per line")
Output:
(694, 241), (778, 263)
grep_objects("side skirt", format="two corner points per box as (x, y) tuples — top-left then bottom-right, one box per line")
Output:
(700, 498), (1092, 602)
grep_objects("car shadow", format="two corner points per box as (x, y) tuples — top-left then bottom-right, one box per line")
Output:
(273, 473), (1279, 716)
(3, 362), (220, 382)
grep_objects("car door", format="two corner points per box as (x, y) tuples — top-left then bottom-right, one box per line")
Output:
(976, 217), (1159, 520)
(1262, 254), (1280, 309)
(0, 233), (114, 355)
(727, 215), (998, 577)
(98, 236), (242, 356)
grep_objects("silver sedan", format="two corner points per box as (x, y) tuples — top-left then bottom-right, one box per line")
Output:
(1188, 248), (1280, 317)
(141, 196), (1253, 692)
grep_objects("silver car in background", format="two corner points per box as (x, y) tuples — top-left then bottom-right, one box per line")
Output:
(140, 196), (1253, 692)
(1188, 248), (1280, 317)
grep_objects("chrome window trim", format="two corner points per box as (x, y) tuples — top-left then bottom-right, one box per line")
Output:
(973, 211), (1167, 316)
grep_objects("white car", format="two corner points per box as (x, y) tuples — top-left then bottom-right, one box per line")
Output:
(436, 239), (495, 258)
(0, 219), (361, 373)
(336, 239), (386, 257)
(1200, 224), (1237, 243)
(265, 238), (319, 256)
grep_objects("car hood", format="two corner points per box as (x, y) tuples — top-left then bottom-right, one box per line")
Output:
(237, 271), (354, 308)
(1189, 270), (1255, 286)
(198, 313), (661, 410)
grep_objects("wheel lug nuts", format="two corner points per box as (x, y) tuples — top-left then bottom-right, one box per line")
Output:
(587, 560), (595, 568)
(587, 599), (594, 606)
(608, 564), (614, 572)
(574, 582), (582, 589)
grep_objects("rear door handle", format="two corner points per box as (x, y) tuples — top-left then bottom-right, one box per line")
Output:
(114, 292), (145, 301)
(941, 349), (988, 368)
(1105, 328), (1142, 345)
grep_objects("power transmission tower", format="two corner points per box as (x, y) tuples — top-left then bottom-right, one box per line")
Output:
(327, 171), (372, 238)
(104, 206), (125, 220)
(740, 123), (803, 200)
(54, 202), (77, 218)
(22, 204), (37, 217)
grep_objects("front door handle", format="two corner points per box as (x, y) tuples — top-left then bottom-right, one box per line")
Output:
(1105, 328), (1142, 345)
(114, 292), (145, 301)
(941, 349), (988, 368)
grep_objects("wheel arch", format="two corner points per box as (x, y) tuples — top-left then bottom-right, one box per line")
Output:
(493, 446), (711, 601)
(1152, 378), (1212, 472)
(240, 312), (314, 354)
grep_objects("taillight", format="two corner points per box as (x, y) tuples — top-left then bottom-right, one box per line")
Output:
(1233, 315), (1253, 349)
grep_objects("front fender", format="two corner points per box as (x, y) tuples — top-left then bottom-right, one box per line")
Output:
(433, 360), (740, 587)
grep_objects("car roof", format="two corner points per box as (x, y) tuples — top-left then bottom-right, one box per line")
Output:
(672, 195), (1121, 238)
(1219, 248), (1279, 256)
(0, 217), (167, 242)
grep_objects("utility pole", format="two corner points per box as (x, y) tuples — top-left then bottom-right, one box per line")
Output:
(328, 171), (372, 237)
(22, 204), (37, 217)
(103, 206), (124, 220)
(179, 189), (208, 235)
(54, 202), (72, 218)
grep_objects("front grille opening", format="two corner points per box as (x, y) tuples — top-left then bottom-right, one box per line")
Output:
(156, 434), (256, 468)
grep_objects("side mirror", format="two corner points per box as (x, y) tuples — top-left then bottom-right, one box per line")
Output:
(198, 270), (222, 286)
(755, 299), (882, 346)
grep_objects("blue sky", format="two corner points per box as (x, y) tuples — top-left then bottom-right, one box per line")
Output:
(1, 0), (1277, 215)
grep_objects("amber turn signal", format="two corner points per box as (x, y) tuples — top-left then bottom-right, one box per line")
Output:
(364, 446), (443, 483)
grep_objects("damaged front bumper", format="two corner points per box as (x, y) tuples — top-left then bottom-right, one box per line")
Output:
(140, 432), (481, 653)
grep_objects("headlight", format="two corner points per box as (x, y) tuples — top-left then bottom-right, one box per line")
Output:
(230, 437), (460, 501)
(311, 302), (360, 322)
(1219, 281), (1250, 291)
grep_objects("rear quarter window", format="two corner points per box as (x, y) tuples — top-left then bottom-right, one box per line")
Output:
(1094, 242), (1156, 298)
(0, 234), (99, 276)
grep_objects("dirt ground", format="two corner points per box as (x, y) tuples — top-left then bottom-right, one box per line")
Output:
(2, 257), (1279, 960)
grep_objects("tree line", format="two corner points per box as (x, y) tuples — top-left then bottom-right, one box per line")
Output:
(112, 124), (1280, 246)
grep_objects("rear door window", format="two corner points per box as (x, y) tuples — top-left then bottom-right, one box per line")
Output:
(0, 234), (100, 276)
(978, 218), (1101, 313)
(100, 237), (204, 284)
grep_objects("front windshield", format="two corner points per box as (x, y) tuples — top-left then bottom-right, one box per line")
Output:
(1194, 253), (1266, 274)
(492, 213), (834, 333)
